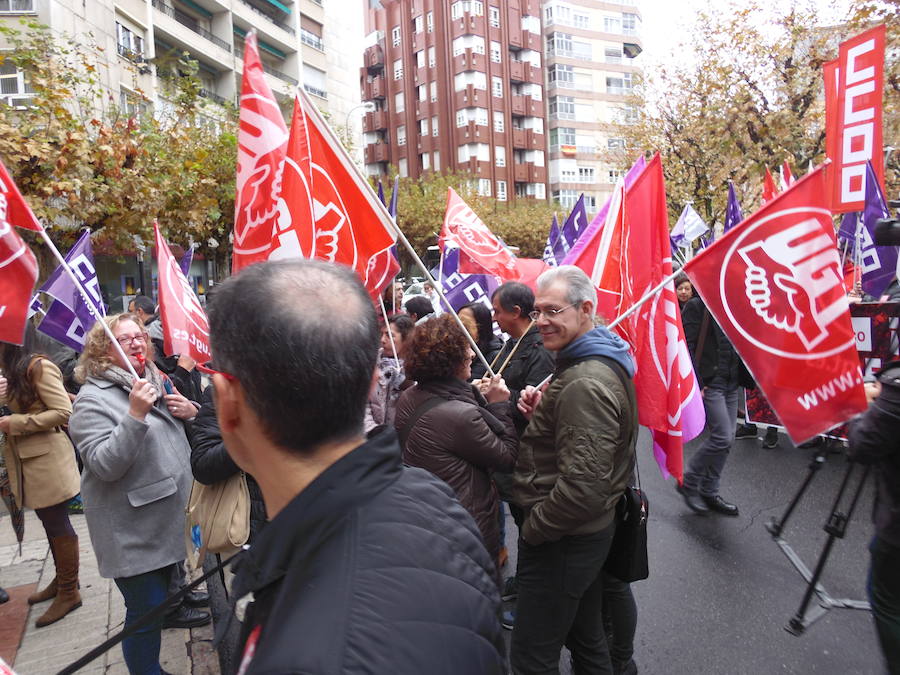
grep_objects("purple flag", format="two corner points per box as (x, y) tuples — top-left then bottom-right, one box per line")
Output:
(180, 246), (194, 277)
(563, 156), (646, 266)
(859, 161), (897, 298)
(442, 274), (500, 315)
(550, 194), (589, 265)
(377, 180), (385, 207)
(38, 300), (90, 352)
(377, 178), (400, 261)
(543, 215), (561, 266)
(388, 176), (399, 219)
(38, 230), (104, 331)
(723, 182), (743, 232)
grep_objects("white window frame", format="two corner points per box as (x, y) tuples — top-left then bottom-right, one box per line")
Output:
(489, 6), (500, 28)
(493, 111), (504, 132)
(427, 11), (434, 32)
(495, 146), (506, 167)
(391, 26), (401, 47)
(393, 59), (403, 80)
(432, 115), (439, 136)
(490, 41), (501, 63)
(497, 180), (507, 201)
(394, 92), (405, 113)
(492, 76), (503, 98)
(397, 125), (406, 145)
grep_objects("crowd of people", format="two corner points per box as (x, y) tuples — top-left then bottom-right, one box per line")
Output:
(0, 259), (896, 674)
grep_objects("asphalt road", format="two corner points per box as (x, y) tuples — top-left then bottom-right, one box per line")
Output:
(502, 426), (884, 674)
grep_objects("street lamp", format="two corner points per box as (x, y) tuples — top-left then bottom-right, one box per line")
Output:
(345, 101), (377, 164)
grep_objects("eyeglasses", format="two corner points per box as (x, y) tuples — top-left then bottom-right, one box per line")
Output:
(195, 362), (237, 382)
(528, 304), (576, 321)
(116, 334), (147, 346)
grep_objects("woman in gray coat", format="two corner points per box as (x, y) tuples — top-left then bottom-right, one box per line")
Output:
(69, 314), (197, 675)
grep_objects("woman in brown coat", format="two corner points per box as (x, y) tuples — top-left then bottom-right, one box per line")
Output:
(0, 326), (82, 627)
(394, 315), (518, 569)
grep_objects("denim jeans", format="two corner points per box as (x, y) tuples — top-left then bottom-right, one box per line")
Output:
(114, 566), (172, 675)
(602, 574), (636, 670)
(869, 536), (900, 674)
(684, 380), (739, 497)
(511, 524), (616, 675)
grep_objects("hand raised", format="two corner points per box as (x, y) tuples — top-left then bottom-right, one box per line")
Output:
(128, 379), (158, 420)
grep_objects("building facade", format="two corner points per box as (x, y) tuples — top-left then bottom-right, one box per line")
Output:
(543, 0), (642, 212)
(362, 0), (549, 203)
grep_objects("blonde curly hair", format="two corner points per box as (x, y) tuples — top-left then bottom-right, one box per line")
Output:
(75, 313), (155, 383)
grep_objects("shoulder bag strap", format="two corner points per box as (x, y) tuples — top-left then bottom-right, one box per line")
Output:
(398, 395), (449, 449)
(594, 356), (641, 488)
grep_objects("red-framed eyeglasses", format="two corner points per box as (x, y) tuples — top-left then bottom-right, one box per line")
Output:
(195, 362), (237, 381)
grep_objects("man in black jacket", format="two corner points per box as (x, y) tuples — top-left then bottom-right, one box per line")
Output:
(208, 260), (505, 674)
(679, 295), (741, 516)
(848, 360), (900, 674)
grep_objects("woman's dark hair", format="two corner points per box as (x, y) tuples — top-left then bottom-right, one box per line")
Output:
(0, 323), (46, 409)
(674, 273), (690, 288)
(388, 313), (415, 342)
(402, 314), (470, 382)
(461, 302), (496, 352)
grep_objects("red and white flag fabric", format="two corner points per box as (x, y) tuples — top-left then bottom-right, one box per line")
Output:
(825, 25), (886, 214)
(154, 223), (211, 364)
(780, 161), (794, 190)
(684, 166), (867, 444)
(440, 188), (519, 280)
(0, 160), (40, 344)
(763, 167), (778, 203)
(267, 89), (397, 295)
(232, 31), (289, 274)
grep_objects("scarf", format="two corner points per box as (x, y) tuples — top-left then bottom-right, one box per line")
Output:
(99, 361), (167, 400)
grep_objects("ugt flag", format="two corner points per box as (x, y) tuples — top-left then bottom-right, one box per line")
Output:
(684, 166), (867, 444)
(440, 188), (519, 280)
(37, 230), (104, 351)
(154, 223), (211, 364)
(0, 159), (40, 345)
(232, 31), (289, 273)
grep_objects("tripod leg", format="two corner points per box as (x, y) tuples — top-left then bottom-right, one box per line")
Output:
(767, 451), (826, 537)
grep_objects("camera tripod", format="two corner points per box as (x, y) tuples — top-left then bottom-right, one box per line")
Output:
(765, 444), (871, 635)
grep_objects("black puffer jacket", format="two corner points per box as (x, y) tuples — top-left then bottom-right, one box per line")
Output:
(848, 360), (900, 548)
(188, 386), (267, 539)
(231, 427), (505, 674)
(471, 335), (504, 380)
(394, 378), (518, 562)
(493, 326), (555, 434)
(682, 296), (742, 388)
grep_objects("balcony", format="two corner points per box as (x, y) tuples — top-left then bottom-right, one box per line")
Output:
(453, 48), (484, 74)
(513, 162), (546, 184)
(512, 128), (540, 150)
(364, 44), (384, 72)
(510, 60), (524, 82)
(511, 94), (538, 117)
(364, 75), (386, 99)
(151, 0), (231, 53)
(458, 157), (489, 176)
(236, 0), (295, 35)
(451, 14), (486, 39)
(453, 84), (486, 108)
(262, 62), (298, 85)
(458, 121), (489, 142)
(365, 143), (390, 164)
(522, 31), (541, 51)
(301, 28), (324, 51)
(363, 109), (388, 132)
(303, 83), (326, 98)
(199, 88), (228, 106)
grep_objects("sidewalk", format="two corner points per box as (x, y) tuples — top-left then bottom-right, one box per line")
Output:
(0, 510), (219, 674)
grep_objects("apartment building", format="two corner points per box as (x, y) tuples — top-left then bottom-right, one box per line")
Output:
(0, 0), (362, 131)
(543, 0), (642, 212)
(361, 0), (549, 203)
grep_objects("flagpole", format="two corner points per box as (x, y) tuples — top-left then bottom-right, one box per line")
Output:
(295, 88), (495, 377)
(496, 319), (535, 377)
(379, 297), (398, 362)
(36, 229), (139, 380)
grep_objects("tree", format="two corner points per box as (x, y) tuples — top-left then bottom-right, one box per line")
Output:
(616, 0), (898, 228)
(0, 22), (237, 277)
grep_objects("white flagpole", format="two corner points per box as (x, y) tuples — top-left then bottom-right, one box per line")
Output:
(296, 88), (495, 377)
(379, 297), (398, 362)
(36, 229), (139, 380)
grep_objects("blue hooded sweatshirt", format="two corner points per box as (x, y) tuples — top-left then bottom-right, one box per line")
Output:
(556, 325), (635, 377)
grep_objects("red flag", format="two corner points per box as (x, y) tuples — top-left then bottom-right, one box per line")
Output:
(514, 257), (550, 291)
(440, 188), (519, 280)
(763, 167), (777, 203)
(826, 25), (886, 214)
(232, 31), (289, 274)
(363, 248), (401, 301)
(781, 161), (794, 189)
(684, 166), (867, 444)
(0, 160), (40, 344)
(154, 223), (211, 364)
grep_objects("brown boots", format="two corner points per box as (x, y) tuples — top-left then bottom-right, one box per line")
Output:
(30, 535), (82, 628)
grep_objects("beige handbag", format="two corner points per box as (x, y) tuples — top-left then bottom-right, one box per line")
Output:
(185, 472), (250, 568)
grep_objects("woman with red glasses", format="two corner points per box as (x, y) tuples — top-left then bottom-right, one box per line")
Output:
(69, 314), (198, 675)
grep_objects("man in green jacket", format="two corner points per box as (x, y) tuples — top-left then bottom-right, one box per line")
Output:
(511, 265), (638, 675)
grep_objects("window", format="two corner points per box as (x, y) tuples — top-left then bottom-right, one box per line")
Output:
(607, 138), (626, 149)
(492, 76), (503, 97)
(451, 1), (463, 19)
(413, 15), (423, 33)
(550, 127), (576, 148)
(494, 111), (504, 132)
(391, 26), (401, 47)
(573, 12), (589, 29)
(606, 76), (624, 94)
(428, 46), (436, 68)
(490, 41), (501, 63)
(420, 152), (431, 170)
(497, 180), (507, 202)
(458, 143), (490, 161)
(528, 84), (542, 101)
(415, 50), (425, 69)
(454, 71), (486, 91)
(451, 1), (484, 19)
(574, 103), (593, 122)
(419, 118), (429, 136)
(433, 150), (440, 171)
(432, 115), (439, 136)
(397, 125), (406, 145)
(572, 40), (592, 60)
(426, 11), (434, 32)
(489, 6), (500, 27)
(554, 190), (579, 208)
(608, 169), (624, 183)
(0, 0), (34, 11)
(301, 27), (325, 51)
(521, 15), (540, 34)
(478, 178), (492, 197)
(430, 81), (437, 101)
(495, 146), (506, 167)
(548, 32), (572, 57)
(475, 107), (488, 126)
(456, 110), (467, 127)
(394, 92), (405, 113)
(452, 35), (485, 56)
(549, 96), (575, 120)
(549, 64), (574, 89)
(119, 89), (146, 117)
(303, 64), (328, 98)
(578, 167), (596, 183)
(399, 158), (408, 177)
(417, 84), (427, 102)
(393, 58), (403, 80)
(605, 47), (622, 64)
(604, 16), (621, 33)
(116, 22), (145, 61)
(623, 13), (638, 35)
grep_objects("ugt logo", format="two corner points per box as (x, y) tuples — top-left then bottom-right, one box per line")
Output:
(722, 208), (853, 359)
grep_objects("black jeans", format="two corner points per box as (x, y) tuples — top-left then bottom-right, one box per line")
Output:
(511, 524), (616, 675)
(869, 536), (900, 674)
